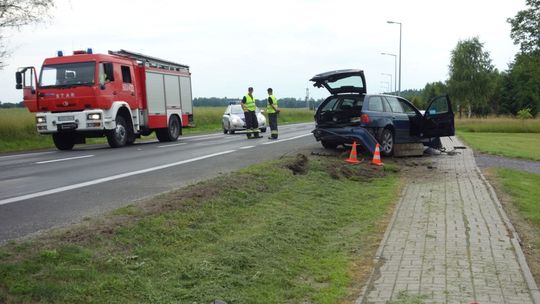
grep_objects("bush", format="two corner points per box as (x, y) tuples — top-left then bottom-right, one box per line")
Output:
(517, 108), (533, 119)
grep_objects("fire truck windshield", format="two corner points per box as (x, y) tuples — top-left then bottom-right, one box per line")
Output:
(39, 61), (96, 88)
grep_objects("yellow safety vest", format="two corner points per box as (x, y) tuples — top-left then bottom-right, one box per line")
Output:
(244, 94), (256, 111)
(267, 95), (278, 113)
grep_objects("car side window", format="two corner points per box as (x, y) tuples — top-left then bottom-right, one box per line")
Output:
(399, 99), (417, 115)
(382, 98), (392, 112)
(320, 97), (339, 111)
(368, 96), (384, 112)
(99, 62), (114, 84)
(385, 96), (404, 113)
(121, 66), (132, 84)
(427, 96), (449, 114)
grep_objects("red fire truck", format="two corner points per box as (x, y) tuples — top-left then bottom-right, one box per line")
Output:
(15, 49), (194, 150)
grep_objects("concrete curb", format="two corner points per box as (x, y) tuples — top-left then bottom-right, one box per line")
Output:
(355, 180), (409, 304)
(476, 165), (540, 304)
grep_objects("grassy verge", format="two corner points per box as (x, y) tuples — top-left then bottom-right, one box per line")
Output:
(489, 168), (540, 284)
(457, 131), (540, 161)
(0, 154), (400, 303)
(454, 117), (540, 161)
(455, 117), (540, 133)
(0, 107), (314, 153)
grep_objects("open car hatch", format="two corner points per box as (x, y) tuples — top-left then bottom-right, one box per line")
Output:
(310, 69), (367, 95)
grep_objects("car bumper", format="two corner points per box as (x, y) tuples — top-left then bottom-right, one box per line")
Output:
(313, 126), (379, 155)
(35, 110), (113, 134)
(229, 121), (266, 131)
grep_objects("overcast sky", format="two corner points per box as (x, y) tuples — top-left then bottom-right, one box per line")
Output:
(0, 0), (527, 102)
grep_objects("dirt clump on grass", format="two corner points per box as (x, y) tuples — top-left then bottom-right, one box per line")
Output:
(325, 160), (388, 181)
(286, 153), (309, 175)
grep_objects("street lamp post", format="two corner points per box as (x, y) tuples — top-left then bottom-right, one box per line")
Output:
(380, 53), (397, 93)
(387, 20), (402, 96)
(381, 73), (392, 93)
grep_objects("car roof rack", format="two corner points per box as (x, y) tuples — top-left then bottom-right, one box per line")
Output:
(109, 49), (189, 71)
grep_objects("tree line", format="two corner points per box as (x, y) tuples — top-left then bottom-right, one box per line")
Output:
(0, 101), (24, 108)
(401, 0), (540, 118)
(194, 97), (323, 109)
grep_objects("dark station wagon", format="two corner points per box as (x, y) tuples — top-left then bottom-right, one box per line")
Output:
(311, 69), (455, 156)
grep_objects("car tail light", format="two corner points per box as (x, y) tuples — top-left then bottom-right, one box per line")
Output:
(361, 114), (370, 124)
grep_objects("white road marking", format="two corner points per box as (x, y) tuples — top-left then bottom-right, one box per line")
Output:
(238, 146), (255, 149)
(261, 133), (312, 145)
(183, 134), (225, 140)
(0, 151), (55, 160)
(36, 155), (95, 164)
(158, 143), (187, 148)
(188, 136), (233, 142)
(0, 150), (236, 206)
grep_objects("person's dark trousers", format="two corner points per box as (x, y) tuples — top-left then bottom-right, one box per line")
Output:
(249, 111), (261, 138)
(244, 111), (253, 138)
(268, 112), (278, 139)
(244, 111), (260, 138)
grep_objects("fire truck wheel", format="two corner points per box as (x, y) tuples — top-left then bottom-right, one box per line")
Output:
(52, 133), (75, 150)
(107, 116), (129, 148)
(157, 115), (180, 142)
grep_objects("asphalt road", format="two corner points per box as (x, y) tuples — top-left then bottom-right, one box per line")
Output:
(0, 122), (318, 243)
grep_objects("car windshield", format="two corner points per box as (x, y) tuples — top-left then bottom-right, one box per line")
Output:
(326, 75), (365, 90)
(230, 105), (261, 114)
(39, 61), (96, 88)
(230, 105), (244, 114)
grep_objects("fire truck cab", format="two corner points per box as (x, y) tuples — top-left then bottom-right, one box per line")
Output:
(16, 49), (194, 150)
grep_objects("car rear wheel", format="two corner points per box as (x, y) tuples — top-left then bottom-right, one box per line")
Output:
(157, 115), (181, 142)
(379, 128), (394, 156)
(321, 140), (338, 149)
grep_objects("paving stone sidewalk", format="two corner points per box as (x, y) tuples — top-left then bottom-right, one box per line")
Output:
(357, 137), (540, 304)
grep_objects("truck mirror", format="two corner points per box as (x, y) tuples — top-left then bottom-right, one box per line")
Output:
(15, 72), (23, 89)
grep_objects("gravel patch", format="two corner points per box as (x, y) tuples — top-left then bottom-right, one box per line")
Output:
(475, 153), (540, 174)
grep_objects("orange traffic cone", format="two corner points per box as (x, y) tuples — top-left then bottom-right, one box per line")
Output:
(345, 141), (362, 164)
(371, 143), (384, 166)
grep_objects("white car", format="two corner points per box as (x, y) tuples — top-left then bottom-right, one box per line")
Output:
(222, 104), (267, 134)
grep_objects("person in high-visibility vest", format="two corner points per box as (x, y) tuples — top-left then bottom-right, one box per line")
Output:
(266, 88), (279, 139)
(241, 87), (261, 139)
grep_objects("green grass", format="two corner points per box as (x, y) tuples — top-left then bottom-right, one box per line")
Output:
(456, 117), (540, 133)
(496, 168), (540, 242)
(457, 131), (540, 161)
(0, 108), (53, 151)
(455, 117), (540, 160)
(0, 107), (314, 153)
(0, 155), (400, 303)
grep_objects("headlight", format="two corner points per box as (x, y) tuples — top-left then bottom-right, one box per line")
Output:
(36, 116), (46, 124)
(87, 113), (101, 120)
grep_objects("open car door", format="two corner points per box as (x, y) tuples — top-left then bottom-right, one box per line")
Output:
(421, 95), (455, 138)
